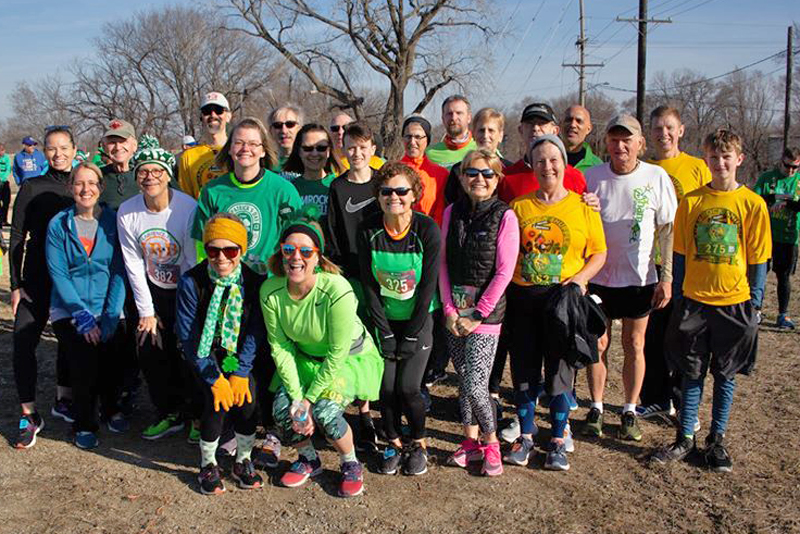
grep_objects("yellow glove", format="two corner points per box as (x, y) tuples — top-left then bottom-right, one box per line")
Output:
(210, 375), (234, 412)
(229, 375), (252, 407)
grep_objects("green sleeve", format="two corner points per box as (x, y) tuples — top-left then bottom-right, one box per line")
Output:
(262, 287), (304, 401)
(191, 186), (214, 241)
(304, 280), (356, 403)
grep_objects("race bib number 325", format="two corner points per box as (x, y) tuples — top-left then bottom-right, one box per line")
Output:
(376, 269), (417, 300)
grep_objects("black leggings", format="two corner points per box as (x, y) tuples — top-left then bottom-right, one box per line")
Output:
(772, 242), (798, 315)
(642, 300), (683, 408)
(52, 319), (123, 432)
(198, 372), (259, 442)
(380, 316), (433, 441)
(252, 344), (277, 429)
(488, 322), (510, 395)
(0, 181), (10, 225)
(13, 286), (70, 405)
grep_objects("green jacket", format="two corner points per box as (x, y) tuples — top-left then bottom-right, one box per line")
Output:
(572, 142), (603, 174)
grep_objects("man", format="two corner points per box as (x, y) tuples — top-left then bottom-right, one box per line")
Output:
(561, 105), (603, 173)
(0, 143), (12, 225)
(333, 112), (383, 173)
(13, 137), (47, 185)
(498, 103), (586, 204)
(269, 104), (304, 171)
(177, 92), (232, 198)
(754, 146), (800, 329)
(426, 95), (477, 168)
(583, 114), (677, 442)
(98, 119), (139, 211)
(399, 114), (448, 225)
(639, 105), (712, 420)
(181, 135), (198, 151)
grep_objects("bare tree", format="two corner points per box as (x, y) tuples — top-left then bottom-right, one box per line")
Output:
(224, 0), (496, 157)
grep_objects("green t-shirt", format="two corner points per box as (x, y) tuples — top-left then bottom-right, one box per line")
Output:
(425, 139), (477, 169)
(292, 173), (335, 217)
(754, 168), (800, 245)
(0, 154), (11, 183)
(192, 170), (302, 274)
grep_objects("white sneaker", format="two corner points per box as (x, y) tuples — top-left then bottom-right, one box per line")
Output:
(563, 423), (575, 453)
(499, 417), (520, 444)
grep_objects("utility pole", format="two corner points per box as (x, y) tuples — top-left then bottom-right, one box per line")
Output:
(563, 0), (603, 106)
(785, 25), (794, 150)
(617, 0), (671, 124)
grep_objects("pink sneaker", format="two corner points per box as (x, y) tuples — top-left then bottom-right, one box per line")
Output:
(482, 441), (503, 476)
(448, 438), (483, 468)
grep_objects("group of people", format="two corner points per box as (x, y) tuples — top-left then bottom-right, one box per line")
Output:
(5, 88), (792, 498)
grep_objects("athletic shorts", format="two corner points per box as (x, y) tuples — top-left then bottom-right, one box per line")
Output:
(770, 242), (798, 275)
(588, 283), (656, 320)
(666, 297), (758, 381)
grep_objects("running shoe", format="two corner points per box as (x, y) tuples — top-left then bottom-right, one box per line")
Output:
(650, 434), (696, 465)
(253, 433), (281, 469)
(119, 388), (138, 417)
(503, 436), (534, 466)
(563, 423), (575, 453)
(582, 408), (604, 438)
(402, 442), (428, 476)
(423, 369), (447, 387)
(544, 441), (570, 471)
(74, 431), (99, 450)
(356, 416), (379, 454)
(16, 413), (44, 449)
(198, 464), (225, 495)
(704, 432), (733, 473)
(51, 398), (75, 423)
(499, 417), (524, 444)
(339, 461), (364, 497)
(141, 413), (184, 440)
(106, 413), (130, 434)
(618, 411), (643, 441)
(280, 456), (323, 488)
(636, 402), (676, 420)
(187, 420), (201, 444)
(481, 441), (503, 477)
(448, 438), (483, 468)
(232, 459), (263, 489)
(776, 314), (796, 330)
(380, 445), (402, 475)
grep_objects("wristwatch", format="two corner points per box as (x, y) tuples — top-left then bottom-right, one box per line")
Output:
(470, 309), (485, 322)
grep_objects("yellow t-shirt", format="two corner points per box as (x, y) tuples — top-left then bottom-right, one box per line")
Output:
(648, 152), (711, 204)
(177, 145), (226, 199)
(511, 191), (607, 286)
(674, 185), (772, 306)
(338, 155), (384, 175)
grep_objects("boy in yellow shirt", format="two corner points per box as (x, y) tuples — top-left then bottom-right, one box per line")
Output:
(651, 129), (770, 473)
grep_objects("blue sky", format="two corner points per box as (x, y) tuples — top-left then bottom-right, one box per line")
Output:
(0, 0), (797, 121)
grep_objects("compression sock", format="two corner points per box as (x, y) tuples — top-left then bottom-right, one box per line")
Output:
(200, 438), (219, 467)
(297, 443), (318, 462)
(549, 393), (571, 439)
(340, 449), (358, 464)
(235, 432), (256, 463)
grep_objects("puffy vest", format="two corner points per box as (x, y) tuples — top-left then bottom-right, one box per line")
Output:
(445, 196), (509, 324)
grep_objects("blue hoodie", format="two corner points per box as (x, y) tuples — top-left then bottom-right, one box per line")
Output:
(45, 205), (126, 340)
(13, 149), (47, 185)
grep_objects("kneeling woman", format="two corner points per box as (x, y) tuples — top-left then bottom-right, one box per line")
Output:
(176, 214), (265, 495)
(261, 213), (383, 498)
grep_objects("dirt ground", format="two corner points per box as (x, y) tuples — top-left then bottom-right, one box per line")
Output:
(0, 246), (799, 534)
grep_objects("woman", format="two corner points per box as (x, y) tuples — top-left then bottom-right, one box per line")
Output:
(503, 135), (607, 471)
(10, 126), (76, 449)
(261, 213), (383, 498)
(357, 162), (442, 476)
(177, 214), (265, 495)
(46, 162), (126, 449)
(438, 150), (518, 476)
(398, 115), (448, 225)
(282, 123), (344, 218)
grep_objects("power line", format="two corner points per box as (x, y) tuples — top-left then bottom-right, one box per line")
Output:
(665, 0), (718, 18)
(496, 0), (546, 79)
(517, 0), (576, 92)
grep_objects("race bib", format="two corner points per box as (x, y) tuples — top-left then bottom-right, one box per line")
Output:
(139, 228), (182, 287)
(452, 285), (478, 317)
(147, 262), (180, 286)
(521, 252), (563, 285)
(376, 269), (417, 300)
(696, 222), (738, 264)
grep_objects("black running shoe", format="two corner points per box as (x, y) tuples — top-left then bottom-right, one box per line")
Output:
(232, 459), (263, 489)
(16, 413), (44, 449)
(424, 369), (447, 387)
(356, 416), (379, 454)
(650, 434), (696, 465)
(402, 442), (428, 476)
(380, 445), (402, 475)
(704, 432), (733, 473)
(198, 464), (225, 495)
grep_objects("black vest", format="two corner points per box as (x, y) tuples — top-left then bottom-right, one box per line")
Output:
(445, 196), (510, 324)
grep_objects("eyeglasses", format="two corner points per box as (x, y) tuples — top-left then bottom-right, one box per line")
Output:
(271, 121), (298, 130)
(45, 125), (70, 133)
(281, 243), (319, 259)
(232, 140), (263, 150)
(463, 167), (497, 179)
(205, 245), (241, 260)
(379, 186), (413, 197)
(403, 134), (426, 142)
(201, 105), (226, 116)
(136, 168), (166, 179)
(301, 145), (330, 153)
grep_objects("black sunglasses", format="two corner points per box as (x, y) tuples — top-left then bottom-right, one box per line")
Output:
(463, 167), (497, 179)
(272, 121), (298, 129)
(201, 105), (226, 116)
(379, 186), (413, 197)
(45, 125), (71, 133)
(301, 145), (330, 153)
(330, 125), (349, 132)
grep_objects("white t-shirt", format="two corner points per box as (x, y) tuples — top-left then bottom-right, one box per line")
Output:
(586, 161), (677, 287)
(117, 190), (198, 317)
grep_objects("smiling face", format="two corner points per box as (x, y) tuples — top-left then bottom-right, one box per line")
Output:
(474, 118), (504, 152)
(442, 99), (471, 138)
(650, 114), (684, 159)
(206, 238), (241, 277)
(530, 141), (566, 193)
(344, 135), (376, 171)
(228, 125), (265, 171)
(201, 105), (231, 137)
(271, 108), (301, 152)
(136, 163), (170, 200)
(44, 132), (77, 172)
(402, 122), (428, 159)
(282, 232), (319, 285)
(460, 157), (498, 203)
(519, 118), (559, 150)
(299, 130), (330, 173)
(378, 173), (416, 216)
(562, 106), (592, 151)
(606, 128), (643, 172)
(705, 148), (744, 181)
(103, 135), (138, 167)
(71, 167), (103, 211)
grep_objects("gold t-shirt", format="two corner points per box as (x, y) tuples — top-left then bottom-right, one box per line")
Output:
(648, 151), (711, 204)
(177, 145), (225, 199)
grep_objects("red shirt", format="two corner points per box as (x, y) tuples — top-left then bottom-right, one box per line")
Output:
(498, 158), (587, 204)
(400, 154), (448, 225)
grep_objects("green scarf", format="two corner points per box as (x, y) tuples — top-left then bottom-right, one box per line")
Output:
(197, 263), (243, 373)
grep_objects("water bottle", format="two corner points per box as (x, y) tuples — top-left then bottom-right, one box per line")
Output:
(290, 400), (308, 433)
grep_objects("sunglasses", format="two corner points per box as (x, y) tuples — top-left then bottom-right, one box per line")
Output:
(201, 105), (226, 116)
(783, 160), (800, 171)
(463, 167), (497, 179)
(330, 125), (349, 132)
(379, 186), (413, 197)
(301, 144), (330, 153)
(45, 125), (71, 133)
(205, 245), (240, 260)
(271, 121), (298, 130)
(281, 243), (319, 259)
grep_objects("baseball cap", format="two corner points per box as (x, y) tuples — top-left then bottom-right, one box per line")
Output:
(22, 136), (37, 146)
(182, 135), (198, 146)
(606, 114), (642, 136)
(521, 103), (557, 124)
(200, 92), (230, 110)
(102, 119), (136, 140)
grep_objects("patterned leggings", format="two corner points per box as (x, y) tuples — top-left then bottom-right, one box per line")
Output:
(447, 330), (500, 433)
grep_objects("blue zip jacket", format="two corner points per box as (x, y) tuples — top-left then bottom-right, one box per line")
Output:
(45, 205), (126, 340)
(13, 150), (47, 185)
